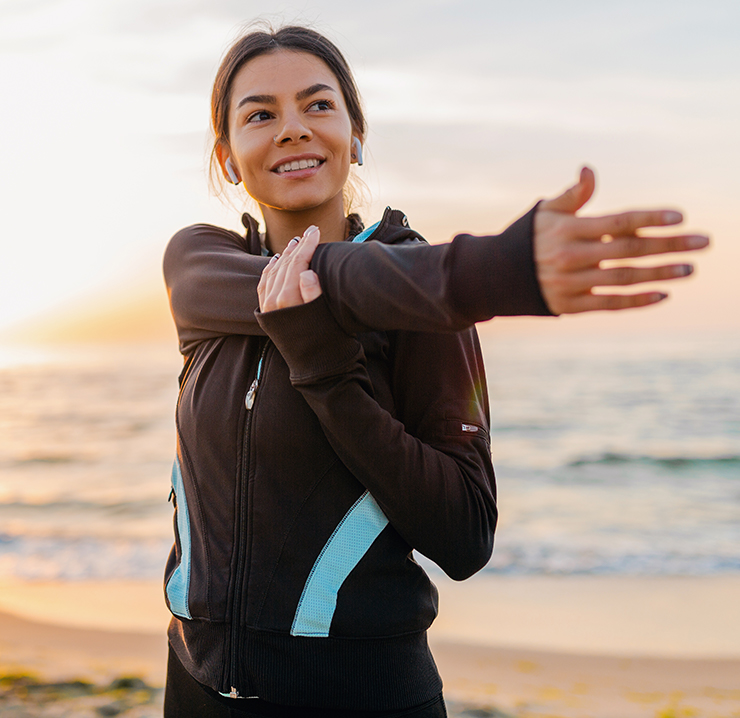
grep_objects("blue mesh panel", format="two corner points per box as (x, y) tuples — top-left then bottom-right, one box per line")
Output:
(165, 458), (192, 619)
(291, 491), (389, 637)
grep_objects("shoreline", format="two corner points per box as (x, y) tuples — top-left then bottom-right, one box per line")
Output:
(1, 575), (739, 716)
(430, 572), (740, 659)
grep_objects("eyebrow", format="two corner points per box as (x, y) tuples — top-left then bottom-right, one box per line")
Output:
(296, 83), (336, 101)
(235, 83), (337, 111)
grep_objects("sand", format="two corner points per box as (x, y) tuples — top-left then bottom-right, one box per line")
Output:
(1, 576), (739, 717)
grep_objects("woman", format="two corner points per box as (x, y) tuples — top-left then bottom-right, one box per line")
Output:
(162, 25), (707, 717)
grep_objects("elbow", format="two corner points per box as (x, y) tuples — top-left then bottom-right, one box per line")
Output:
(437, 511), (497, 582)
(443, 538), (494, 582)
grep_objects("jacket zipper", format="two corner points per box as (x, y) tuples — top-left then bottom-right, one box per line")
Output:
(228, 339), (270, 699)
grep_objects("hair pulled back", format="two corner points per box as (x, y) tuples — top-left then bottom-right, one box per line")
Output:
(210, 25), (366, 185)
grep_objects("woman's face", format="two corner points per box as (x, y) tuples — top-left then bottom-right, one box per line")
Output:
(223, 49), (357, 215)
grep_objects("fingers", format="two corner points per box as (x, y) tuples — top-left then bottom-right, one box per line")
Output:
(594, 233), (709, 262)
(571, 209), (683, 240)
(567, 263), (693, 292)
(540, 257), (698, 313)
(533, 173), (710, 315)
(564, 291), (669, 314)
(258, 225), (323, 312)
(559, 233), (710, 272)
(538, 166), (596, 215)
(257, 253), (280, 311)
(299, 270), (323, 303)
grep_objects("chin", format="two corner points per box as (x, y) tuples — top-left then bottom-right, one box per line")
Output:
(260, 190), (343, 214)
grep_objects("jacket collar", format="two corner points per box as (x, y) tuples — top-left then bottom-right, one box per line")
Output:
(240, 207), (420, 256)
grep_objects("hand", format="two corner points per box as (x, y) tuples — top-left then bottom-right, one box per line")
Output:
(533, 167), (710, 314)
(258, 225), (323, 312)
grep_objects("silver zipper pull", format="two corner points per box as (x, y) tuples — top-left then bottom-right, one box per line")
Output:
(230, 687), (239, 699)
(245, 378), (259, 410)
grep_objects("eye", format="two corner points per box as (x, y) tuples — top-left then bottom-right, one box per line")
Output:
(245, 109), (272, 124)
(308, 99), (334, 112)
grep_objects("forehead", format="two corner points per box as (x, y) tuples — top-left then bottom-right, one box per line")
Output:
(231, 49), (342, 102)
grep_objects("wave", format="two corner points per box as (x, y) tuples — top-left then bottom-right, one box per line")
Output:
(567, 452), (740, 470)
(0, 498), (164, 513)
(482, 545), (740, 576)
(6, 455), (82, 466)
(0, 534), (171, 580)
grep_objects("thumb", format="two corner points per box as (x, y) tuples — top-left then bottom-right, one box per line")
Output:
(299, 270), (323, 303)
(540, 166), (595, 215)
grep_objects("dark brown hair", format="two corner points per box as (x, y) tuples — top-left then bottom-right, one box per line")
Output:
(210, 25), (366, 189)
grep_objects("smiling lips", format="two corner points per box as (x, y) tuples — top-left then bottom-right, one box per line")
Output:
(274, 157), (324, 174)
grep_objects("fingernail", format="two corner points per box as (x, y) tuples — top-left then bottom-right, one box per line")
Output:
(269, 254), (278, 264)
(288, 238), (298, 247)
(676, 264), (693, 277)
(663, 211), (682, 224)
(301, 270), (317, 284)
(687, 235), (709, 248)
(654, 292), (668, 302)
(304, 225), (319, 239)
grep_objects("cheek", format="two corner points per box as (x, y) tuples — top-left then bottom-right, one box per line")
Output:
(235, 140), (267, 182)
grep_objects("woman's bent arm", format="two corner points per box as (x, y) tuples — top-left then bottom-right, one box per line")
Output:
(257, 296), (497, 580)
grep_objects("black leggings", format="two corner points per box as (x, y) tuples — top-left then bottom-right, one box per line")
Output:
(164, 645), (447, 718)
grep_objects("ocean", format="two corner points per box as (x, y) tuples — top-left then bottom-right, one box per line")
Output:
(1, 332), (738, 582)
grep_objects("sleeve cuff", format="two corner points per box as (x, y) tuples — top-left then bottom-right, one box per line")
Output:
(255, 295), (364, 384)
(449, 203), (555, 319)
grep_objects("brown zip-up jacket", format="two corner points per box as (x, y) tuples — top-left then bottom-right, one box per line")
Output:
(162, 206), (551, 709)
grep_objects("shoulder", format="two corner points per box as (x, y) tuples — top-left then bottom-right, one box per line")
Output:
(167, 223), (248, 254)
(164, 223), (249, 273)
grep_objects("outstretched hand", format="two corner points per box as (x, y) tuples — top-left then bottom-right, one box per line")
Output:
(258, 225), (323, 312)
(533, 167), (710, 314)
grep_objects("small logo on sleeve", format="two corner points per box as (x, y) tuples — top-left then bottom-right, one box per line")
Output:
(461, 423), (479, 433)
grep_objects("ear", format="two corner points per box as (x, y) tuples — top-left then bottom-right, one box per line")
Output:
(215, 143), (241, 185)
(351, 136), (364, 167)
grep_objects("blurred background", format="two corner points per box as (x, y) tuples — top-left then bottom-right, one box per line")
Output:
(0, 0), (738, 714)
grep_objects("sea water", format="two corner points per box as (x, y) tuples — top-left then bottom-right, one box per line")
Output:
(0, 332), (737, 581)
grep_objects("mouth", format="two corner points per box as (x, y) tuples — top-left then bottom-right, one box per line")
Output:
(272, 157), (325, 175)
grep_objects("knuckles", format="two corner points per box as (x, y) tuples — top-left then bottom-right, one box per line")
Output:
(549, 246), (580, 272)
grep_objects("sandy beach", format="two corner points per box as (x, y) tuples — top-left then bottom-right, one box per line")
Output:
(1, 575), (739, 717)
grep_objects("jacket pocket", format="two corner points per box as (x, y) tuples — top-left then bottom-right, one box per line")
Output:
(164, 457), (192, 619)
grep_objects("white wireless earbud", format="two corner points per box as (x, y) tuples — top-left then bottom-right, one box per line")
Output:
(352, 137), (364, 167)
(225, 157), (240, 184)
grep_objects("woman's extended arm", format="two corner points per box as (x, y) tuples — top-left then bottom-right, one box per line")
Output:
(166, 169), (709, 352)
(307, 169), (708, 331)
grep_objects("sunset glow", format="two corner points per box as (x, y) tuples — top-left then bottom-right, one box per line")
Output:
(1, 0), (737, 340)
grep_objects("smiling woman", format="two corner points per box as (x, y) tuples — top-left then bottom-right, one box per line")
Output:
(161, 23), (708, 718)
(217, 50), (358, 244)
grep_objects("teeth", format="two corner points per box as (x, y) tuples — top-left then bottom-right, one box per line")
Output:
(276, 158), (320, 174)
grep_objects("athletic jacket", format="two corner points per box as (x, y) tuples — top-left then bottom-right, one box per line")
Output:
(162, 206), (551, 710)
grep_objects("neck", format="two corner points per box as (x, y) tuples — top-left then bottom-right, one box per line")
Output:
(261, 198), (349, 254)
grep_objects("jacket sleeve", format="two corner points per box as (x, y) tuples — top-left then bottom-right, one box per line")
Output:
(310, 204), (551, 334)
(163, 223), (270, 355)
(256, 296), (497, 581)
(163, 206), (551, 354)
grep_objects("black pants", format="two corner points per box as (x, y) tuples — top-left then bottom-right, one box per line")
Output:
(164, 645), (447, 718)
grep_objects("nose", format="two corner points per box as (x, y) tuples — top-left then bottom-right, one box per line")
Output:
(273, 112), (312, 146)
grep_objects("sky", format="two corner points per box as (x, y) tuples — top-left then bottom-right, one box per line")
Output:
(1, 0), (738, 339)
